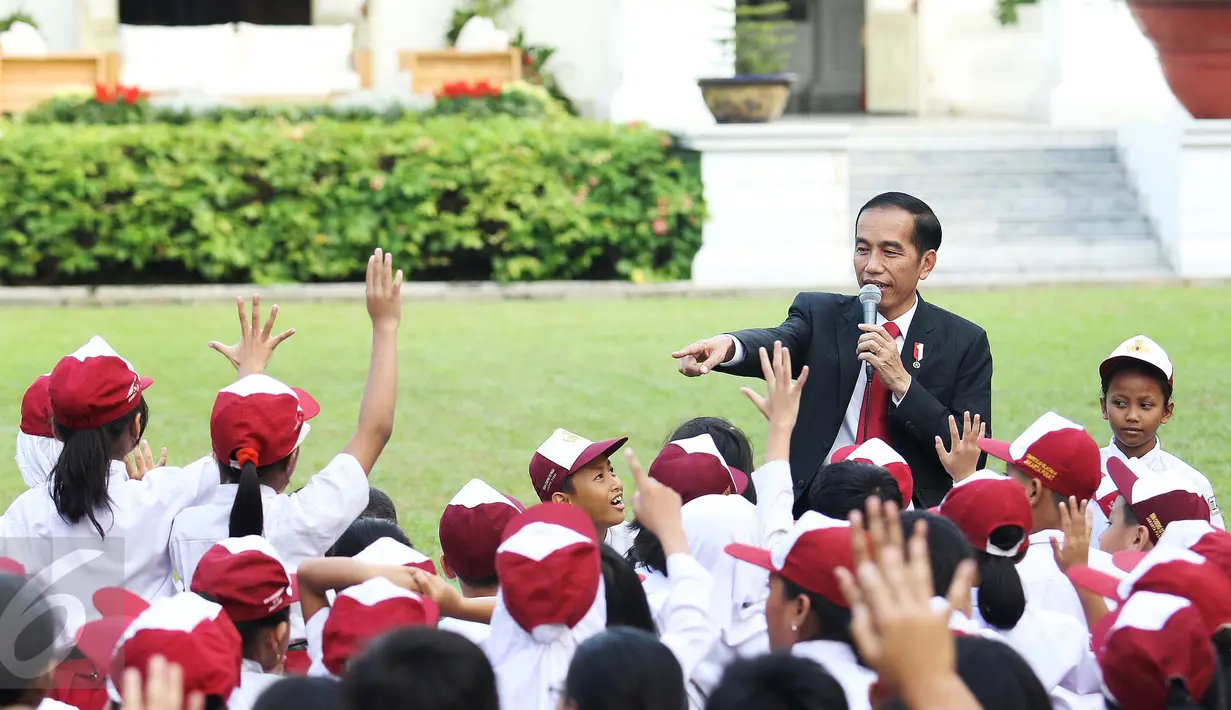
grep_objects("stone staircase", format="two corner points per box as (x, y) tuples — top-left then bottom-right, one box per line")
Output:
(847, 124), (1172, 285)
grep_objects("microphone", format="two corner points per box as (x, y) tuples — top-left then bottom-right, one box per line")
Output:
(858, 284), (881, 379)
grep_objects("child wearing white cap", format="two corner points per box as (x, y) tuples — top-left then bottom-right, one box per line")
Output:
(1091, 335), (1223, 547)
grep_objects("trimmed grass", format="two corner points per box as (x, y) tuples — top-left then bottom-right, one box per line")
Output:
(2, 285), (1228, 558)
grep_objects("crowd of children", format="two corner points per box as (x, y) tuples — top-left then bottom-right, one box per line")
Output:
(0, 247), (1226, 710)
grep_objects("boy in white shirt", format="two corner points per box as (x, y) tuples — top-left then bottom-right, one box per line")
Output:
(1096, 457), (1211, 555)
(1091, 335), (1223, 546)
(977, 411), (1123, 627)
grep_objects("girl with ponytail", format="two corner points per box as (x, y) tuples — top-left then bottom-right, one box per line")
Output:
(169, 248), (405, 661)
(936, 472), (1103, 705)
(1, 336), (220, 642)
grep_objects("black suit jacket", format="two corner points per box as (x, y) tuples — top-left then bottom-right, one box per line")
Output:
(721, 292), (993, 507)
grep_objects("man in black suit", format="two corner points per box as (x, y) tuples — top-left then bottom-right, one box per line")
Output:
(672, 192), (993, 507)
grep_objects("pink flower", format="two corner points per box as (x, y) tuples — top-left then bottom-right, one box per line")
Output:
(370, 176), (386, 191)
(652, 219), (668, 236)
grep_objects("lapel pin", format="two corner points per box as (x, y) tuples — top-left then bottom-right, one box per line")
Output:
(912, 342), (924, 369)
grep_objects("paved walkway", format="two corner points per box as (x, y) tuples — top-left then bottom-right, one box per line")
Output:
(0, 275), (1225, 308)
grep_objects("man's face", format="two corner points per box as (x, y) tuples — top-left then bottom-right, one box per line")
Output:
(556, 456), (626, 529)
(1099, 496), (1149, 554)
(853, 207), (936, 317)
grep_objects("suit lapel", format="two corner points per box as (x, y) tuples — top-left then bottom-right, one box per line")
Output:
(903, 295), (938, 375)
(836, 298), (863, 411)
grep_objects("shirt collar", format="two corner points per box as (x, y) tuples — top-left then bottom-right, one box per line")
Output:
(1105, 436), (1163, 464)
(878, 293), (920, 338)
(792, 639), (861, 668)
(1029, 529), (1063, 545)
(241, 659), (265, 675)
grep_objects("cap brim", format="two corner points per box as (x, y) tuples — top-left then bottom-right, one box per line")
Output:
(1113, 550), (1148, 574)
(571, 437), (629, 474)
(1065, 564), (1123, 601)
(293, 387), (321, 421)
(0, 557), (25, 576)
(730, 467), (749, 495)
(137, 376), (154, 393)
(977, 439), (1014, 463)
(93, 586), (150, 619)
(1100, 355), (1173, 385)
(725, 542), (774, 571)
(1105, 458), (1137, 500)
(76, 616), (134, 673)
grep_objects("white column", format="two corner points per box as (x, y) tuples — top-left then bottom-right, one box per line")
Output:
(1046, 0), (1181, 126)
(679, 123), (853, 288)
(604, 0), (727, 130)
(1174, 122), (1231, 277)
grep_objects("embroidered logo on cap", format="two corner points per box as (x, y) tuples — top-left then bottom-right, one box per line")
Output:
(1130, 339), (1150, 353)
(1023, 454), (1059, 481)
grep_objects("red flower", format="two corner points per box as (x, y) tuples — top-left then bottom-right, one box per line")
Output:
(522, 52), (534, 67)
(652, 219), (668, 236)
(94, 83), (116, 104)
(118, 84), (142, 104)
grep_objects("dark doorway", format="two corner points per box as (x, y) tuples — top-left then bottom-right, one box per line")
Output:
(119, 0), (312, 26)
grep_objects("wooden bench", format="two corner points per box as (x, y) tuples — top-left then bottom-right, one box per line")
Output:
(0, 53), (118, 113)
(399, 49), (522, 95)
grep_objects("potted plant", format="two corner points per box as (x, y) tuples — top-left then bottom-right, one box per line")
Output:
(698, 1), (797, 124)
(1125, 0), (1231, 118)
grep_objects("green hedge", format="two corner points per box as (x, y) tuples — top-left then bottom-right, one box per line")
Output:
(0, 116), (705, 285)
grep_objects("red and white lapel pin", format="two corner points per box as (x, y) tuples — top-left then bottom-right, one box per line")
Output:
(912, 342), (924, 369)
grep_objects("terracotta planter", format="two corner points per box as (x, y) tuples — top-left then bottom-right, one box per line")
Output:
(1127, 0), (1231, 118)
(697, 74), (796, 124)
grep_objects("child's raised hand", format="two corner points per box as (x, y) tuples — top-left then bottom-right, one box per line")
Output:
(740, 341), (810, 427)
(1050, 497), (1092, 572)
(366, 247), (404, 329)
(934, 412), (985, 483)
(208, 294), (295, 378)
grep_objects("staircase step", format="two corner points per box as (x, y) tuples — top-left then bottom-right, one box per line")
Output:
(852, 171), (1131, 192)
(891, 193), (1143, 217)
(941, 217), (1152, 238)
(939, 241), (1164, 270)
(849, 148), (1119, 171)
(846, 128), (1117, 151)
(926, 266), (1174, 287)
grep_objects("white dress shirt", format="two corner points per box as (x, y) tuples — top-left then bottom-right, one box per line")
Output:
(791, 640), (876, 710)
(0, 456), (220, 646)
(722, 297), (918, 466)
(1090, 438), (1224, 547)
(227, 659), (280, 710)
(169, 453), (369, 642)
(1019, 530), (1122, 628)
(637, 554), (722, 710)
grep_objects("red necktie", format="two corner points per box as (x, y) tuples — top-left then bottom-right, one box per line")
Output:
(857, 321), (901, 444)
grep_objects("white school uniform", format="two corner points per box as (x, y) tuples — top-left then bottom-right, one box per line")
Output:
(792, 640), (876, 710)
(604, 520), (637, 557)
(1090, 438), (1224, 547)
(1019, 530), (1123, 628)
(439, 616), (492, 645)
(227, 659), (281, 710)
(0, 456), (219, 645)
(168, 453), (368, 587)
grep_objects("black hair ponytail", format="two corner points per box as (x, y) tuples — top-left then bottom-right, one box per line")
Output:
(228, 449), (265, 538)
(975, 526), (1027, 631)
(50, 398), (148, 539)
(624, 519), (667, 576)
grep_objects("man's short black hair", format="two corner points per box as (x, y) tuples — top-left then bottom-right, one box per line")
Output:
(794, 460), (904, 520)
(363, 488), (398, 524)
(341, 627), (498, 710)
(856, 191), (942, 256)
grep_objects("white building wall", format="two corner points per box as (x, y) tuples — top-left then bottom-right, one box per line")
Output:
(0, 0), (77, 51)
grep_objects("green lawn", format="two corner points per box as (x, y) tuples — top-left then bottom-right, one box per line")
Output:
(1, 285), (1226, 558)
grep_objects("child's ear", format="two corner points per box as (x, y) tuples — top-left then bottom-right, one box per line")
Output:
(439, 555), (456, 580)
(1100, 396), (1109, 421)
(1161, 400), (1175, 425)
(550, 492), (570, 505)
(1134, 525), (1152, 551)
(131, 413), (143, 440)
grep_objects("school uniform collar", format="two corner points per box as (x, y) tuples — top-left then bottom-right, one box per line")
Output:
(241, 659), (265, 674)
(1105, 437), (1163, 464)
(1029, 529), (1063, 545)
(792, 639), (861, 668)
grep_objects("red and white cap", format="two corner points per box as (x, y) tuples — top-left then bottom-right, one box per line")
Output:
(829, 438), (914, 505)
(86, 592), (242, 704)
(19, 374), (53, 438)
(1094, 473), (1120, 519)
(528, 428), (627, 501)
(189, 536), (298, 622)
(321, 577), (439, 675)
(438, 479), (525, 582)
(1152, 520), (1231, 576)
(352, 537), (438, 575)
(1100, 335), (1174, 386)
(725, 512), (855, 607)
(937, 471), (1032, 560)
(648, 434), (748, 504)
(49, 336), (154, 430)
(1098, 592), (1215, 710)
(496, 503), (602, 635)
(1106, 458), (1210, 543)
(978, 412), (1101, 501)
(1069, 545), (1231, 638)
(210, 374), (320, 469)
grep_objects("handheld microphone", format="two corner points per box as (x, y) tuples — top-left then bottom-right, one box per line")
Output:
(858, 284), (882, 380)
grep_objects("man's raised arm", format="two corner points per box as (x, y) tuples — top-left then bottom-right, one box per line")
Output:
(672, 292), (813, 379)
